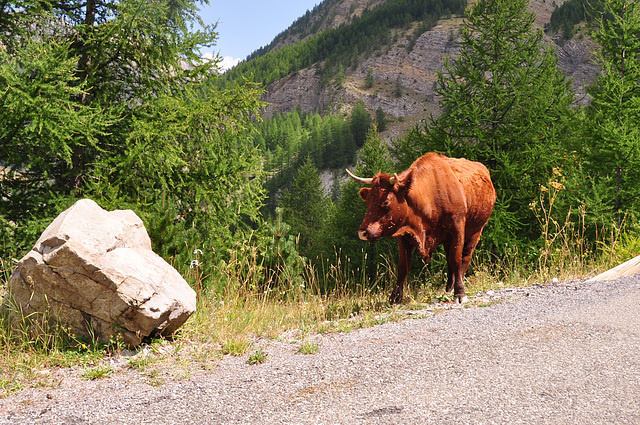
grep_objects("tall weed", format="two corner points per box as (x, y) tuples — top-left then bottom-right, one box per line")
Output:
(528, 168), (639, 282)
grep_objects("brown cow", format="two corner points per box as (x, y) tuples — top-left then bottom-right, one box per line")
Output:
(347, 152), (496, 304)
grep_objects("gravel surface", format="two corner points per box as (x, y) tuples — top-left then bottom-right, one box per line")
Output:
(1, 275), (639, 424)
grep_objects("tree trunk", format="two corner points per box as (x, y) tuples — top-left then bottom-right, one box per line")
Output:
(70, 0), (97, 191)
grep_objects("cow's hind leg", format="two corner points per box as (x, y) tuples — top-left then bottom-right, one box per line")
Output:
(461, 230), (484, 276)
(443, 242), (455, 294)
(444, 233), (467, 304)
(449, 230), (484, 304)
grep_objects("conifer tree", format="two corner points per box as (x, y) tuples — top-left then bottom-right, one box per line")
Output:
(279, 158), (329, 261)
(0, 1), (266, 268)
(419, 0), (575, 250)
(584, 0), (640, 225)
(375, 107), (388, 132)
(349, 100), (373, 148)
(365, 68), (375, 89)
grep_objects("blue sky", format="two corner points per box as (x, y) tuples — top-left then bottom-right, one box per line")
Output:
(198, 0), (321, 70)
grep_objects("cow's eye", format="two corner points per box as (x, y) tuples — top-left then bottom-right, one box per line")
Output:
(382, 198), (391, 208)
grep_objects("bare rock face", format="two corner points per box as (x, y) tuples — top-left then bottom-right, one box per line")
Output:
(261, 0), (598, 130)
(6, 199), (196, 346)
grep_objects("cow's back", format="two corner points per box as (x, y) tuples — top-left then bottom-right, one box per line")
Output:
(444, 156), (496, 227)
(406, 153), (495, 227)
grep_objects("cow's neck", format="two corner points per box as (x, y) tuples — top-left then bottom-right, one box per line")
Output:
(392, 221), (437, 260)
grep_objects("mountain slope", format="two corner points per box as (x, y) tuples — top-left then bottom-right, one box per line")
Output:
(232, 0), (599, 138)
(249, 0), (390, 58)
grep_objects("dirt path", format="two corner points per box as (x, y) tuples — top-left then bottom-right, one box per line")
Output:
(1, 276), (639, 424)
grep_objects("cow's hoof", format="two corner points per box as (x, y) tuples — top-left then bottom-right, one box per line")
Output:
(389, 293), (403, 304)
(455, 295), (468, 304)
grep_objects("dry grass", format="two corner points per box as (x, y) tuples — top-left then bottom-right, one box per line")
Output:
(0, 207), (637, 398)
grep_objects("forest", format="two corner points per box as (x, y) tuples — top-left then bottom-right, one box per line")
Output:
(1, 0), (640, 346)
(220, 0), (467, 89)
(545, 0), (602, 39)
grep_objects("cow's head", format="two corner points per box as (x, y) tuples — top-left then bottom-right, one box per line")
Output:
(346, 169), (409, 242)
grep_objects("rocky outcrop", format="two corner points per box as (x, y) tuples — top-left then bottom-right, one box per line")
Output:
(262, 68), (324, 118)
(6, 199), (197, 347)
(554, 36), (600, 105)
(260, 0), (598, 130)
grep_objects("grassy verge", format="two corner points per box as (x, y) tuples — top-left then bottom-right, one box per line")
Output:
(0, 219), (637, 399)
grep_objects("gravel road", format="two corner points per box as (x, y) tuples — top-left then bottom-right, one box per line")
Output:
(1, 275), (639, 425)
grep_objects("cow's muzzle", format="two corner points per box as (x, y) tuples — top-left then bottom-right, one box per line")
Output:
(359, 223), (381, 241)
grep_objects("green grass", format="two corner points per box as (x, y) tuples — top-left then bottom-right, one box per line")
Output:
(247, 347), (268, 365)
(297, 339), (319, 355)
(82, 364), (114, 380)
(220, 337), (252, 356)
(0, 209), (636, 398)
(127, 351), (159, 370)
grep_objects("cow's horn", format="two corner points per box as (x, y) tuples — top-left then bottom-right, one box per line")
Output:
(346, 169), (373, 185)
(389, 173), (399, 185)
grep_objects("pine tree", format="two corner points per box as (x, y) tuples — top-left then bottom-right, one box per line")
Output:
(365, 68), (375, 89)
(393, 76), (403, 98)
(375, 107), (388, 132)
(349, 100), (373, 148)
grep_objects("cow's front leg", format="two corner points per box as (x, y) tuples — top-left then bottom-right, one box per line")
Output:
(444, 265), (466, 303)
(390, 236), (413, 304)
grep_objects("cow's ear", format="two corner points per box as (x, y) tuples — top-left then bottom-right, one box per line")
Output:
(359, 187), (370, 200)
(395, 172), (412, 192)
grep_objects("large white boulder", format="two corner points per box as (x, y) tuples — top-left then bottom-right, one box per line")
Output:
(7, 199), (197, 346)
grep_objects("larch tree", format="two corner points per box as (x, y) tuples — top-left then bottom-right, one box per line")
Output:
(584, 0), (640, 226)
(419, 0), (576, 251)
(0, 1), (266, 273)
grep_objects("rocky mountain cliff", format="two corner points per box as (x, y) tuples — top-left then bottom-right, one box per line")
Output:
(257, 0), (599, 138)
